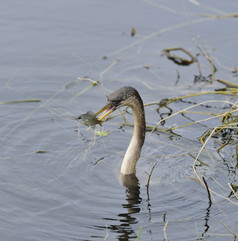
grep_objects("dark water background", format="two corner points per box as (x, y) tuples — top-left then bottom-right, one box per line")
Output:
(1, 1), (238, 240)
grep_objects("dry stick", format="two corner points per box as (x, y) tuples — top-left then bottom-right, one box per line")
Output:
(150, 99), (236, 135)
(163, 221), (169, 241)
(162, 47), (198, 64)
(93, 157), (104, 166)
(193, 127), (238, 205)
(135, 75), (154, 90)
(222, 222), (237, 239)
(199, 13), (238, 19)
(169, 105), (238, 133)
(193, 127), (216, 185)
(147, 93), (238, 205)
(77, 77), (98, 83)
(169, 113), (226, 131)
(146, 162), (158, 199)
(100, 58), (120, 81)
(217, 135), (232, 153)
(103, 225), (109, 241)
(228, 183), (238, 200)
(196, 40), (216, 83)
(145, 92), (237, 108)
(0, 99), (40, 104)
(166, 90), (238, 106)
(180, 110), (217, 116)
(189, 153), (209, 166)
(210, 176), (228, 191)
(76, 76), (110, 98)
(71, 79), (98, 100)
(201, 125), (238, 147)
(216, 79), (238, 89)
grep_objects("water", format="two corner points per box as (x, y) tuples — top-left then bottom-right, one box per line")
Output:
(1, 0), (238, 240)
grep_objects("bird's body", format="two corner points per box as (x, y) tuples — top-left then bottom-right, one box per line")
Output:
(96, 86), (146, 175)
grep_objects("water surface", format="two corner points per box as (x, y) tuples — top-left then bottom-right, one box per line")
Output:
(1, 0), (238, 240)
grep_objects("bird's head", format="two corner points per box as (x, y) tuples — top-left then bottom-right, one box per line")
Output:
(96, 86), (138, 121)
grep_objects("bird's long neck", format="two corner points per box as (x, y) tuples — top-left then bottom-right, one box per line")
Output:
(120, 96), (146, 175)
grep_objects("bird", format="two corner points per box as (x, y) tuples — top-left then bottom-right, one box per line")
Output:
(96, 86), (146, 175)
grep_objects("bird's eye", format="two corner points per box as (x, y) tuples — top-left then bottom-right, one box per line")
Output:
(113, 97), (121, 106)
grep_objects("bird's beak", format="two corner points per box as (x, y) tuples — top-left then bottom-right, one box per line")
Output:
(96, 103), (116, 121)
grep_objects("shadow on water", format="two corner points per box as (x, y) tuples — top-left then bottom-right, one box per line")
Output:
(93, 174), (141, 240)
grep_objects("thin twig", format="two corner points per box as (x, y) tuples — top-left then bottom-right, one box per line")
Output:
(137, 226), (142, 241)
(150, 99), (235, 134)
(103, 225), (109, 241)
(99, 58), (120, 88)
(216, 79), (238, 88)
(192, 127), (238, 205)
(146, 163), (158, 200)
(228, 183), (238, 200)
(0, 99), (40, 104)
(146, 163), (158, 189)
(199, 13), (238, 19)
(217, 135), (232, 153)
(222, 222), (237, 239)
(93, 157), (104, 166)
(163, 221), (169, 241)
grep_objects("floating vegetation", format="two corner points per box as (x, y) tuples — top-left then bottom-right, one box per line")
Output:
(137, 226), (142, 241)
(162, 47), (197, 66)
(141, 75), (238, 203)
(95, 130), (111, 137)
(162, 45), (217, 83)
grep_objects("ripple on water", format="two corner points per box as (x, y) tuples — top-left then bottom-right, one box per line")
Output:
(1, 104), (237, 240)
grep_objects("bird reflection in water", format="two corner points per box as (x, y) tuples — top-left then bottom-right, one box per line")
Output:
(102, 174), (142, 240)
(91, 174), (142, 240)
(117, 174), (142, 240)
